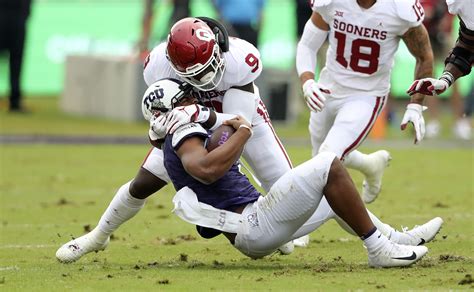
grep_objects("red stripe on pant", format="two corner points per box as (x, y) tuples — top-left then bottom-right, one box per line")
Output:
(257, 100), (293, 169)
(141, 147), (155, 166)
(341, 96), (385, 159)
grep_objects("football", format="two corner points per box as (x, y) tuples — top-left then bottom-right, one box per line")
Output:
(206, 124), (236, 151)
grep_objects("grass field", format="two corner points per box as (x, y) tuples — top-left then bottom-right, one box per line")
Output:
(0, 99), (473, 291)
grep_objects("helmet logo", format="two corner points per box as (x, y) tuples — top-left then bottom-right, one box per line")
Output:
(143, 87), (165, 109)
(196, 28), (214, 42)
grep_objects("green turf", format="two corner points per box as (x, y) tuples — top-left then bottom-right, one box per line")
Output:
(1, 143), (473, 291)
(1, 97), (473, 290)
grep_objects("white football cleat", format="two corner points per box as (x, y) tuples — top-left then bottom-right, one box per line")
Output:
(292, 235), (310, 247)
(56, 233), (109, 263)
(425, 120), (441, 139)
(391, 217), (443, 246)
(453, 118), (471, 140)
(277, 241), (294, 255)
(368, 242), (428, 268)
(362, 150), (391, 204)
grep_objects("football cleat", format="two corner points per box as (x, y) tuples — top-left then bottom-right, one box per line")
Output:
(368, 242), (428, 268)
(277, 241), (294, 255)
(362, 150), (391, 204)
(453, 118), (471, 141)
(391, 217), (443, 246)
(425, 120), (441, 139)
(56, 233), (109, 263)
(292, 235), (310, 247)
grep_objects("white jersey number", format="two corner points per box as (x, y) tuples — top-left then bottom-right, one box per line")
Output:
(334, 31), (380, 75)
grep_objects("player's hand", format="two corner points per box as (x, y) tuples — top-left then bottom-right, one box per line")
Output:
(407, 78), (449, 96)
(223, 116), (252, 131)
(166, 104), (209, 134)
(149, 115), (168, 141)
(400, 103), (428, 144)
(302, 79), (330, 112)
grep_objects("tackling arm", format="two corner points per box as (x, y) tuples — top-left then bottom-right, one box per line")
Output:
(444, 18), (474, 81)
(177, 117), (252, 185)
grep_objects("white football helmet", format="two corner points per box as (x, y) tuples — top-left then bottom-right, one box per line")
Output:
(141, 78), (191, 121)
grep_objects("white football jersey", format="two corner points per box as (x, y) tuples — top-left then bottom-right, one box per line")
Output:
(143, 37), (263, 113)
(446, 0), (474, 30)
(312, 0), (424, 98)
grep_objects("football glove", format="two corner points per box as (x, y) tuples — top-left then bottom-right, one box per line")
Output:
(407, 78), (449, 96)
(400, 103), (428, 144)
(302, 79), (330, 112)
(149, 115), (168, 141)
(166, 104), (210, 134)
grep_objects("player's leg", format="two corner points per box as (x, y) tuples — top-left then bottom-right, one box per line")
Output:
(56, 148), (170, 263)
(242, 101), (293, 192)
(242, 101), (301, 252)
(235, 153), (427, 266)
(234, 152), (336, 258)
(320, 95), (390, 203)
(308, 98), (337, 157)
(317, 157), (427, 267)
(291, 97), (336, 247)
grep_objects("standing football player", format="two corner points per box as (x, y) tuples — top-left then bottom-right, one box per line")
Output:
(407, 0), (473, 96)
(56, 17), (441, 263)
(296, 0), (434, 206)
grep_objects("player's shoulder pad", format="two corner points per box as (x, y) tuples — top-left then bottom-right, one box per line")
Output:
(394, 0), (425, 23)
(224, 38), (262, 86)
(172, 123), (208, 149)
(311, 0), (333, 9)
(143, 42), (168, 86)
(446, 0), (460, 14)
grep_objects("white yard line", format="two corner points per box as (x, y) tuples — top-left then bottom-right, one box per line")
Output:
(0, 266), (19, 271)
(0, 244), (55, 249)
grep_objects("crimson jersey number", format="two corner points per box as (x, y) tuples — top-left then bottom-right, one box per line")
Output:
(334, 31), (380, 75)
(245, 53), (259, 73)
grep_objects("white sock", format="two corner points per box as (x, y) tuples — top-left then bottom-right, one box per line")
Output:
(94, 181), (146, 242)
(343, 150), (370, 175)
(362, 228), (390, 253)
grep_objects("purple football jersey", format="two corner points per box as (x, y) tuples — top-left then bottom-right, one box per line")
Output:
(163, 125), (261, 212)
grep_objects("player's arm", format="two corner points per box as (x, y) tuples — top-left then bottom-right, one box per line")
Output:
(401, 24), (434, 105)
(138, 0), (154, 54)
(296, 12), (330, 112)
(443, 19), (474, 80)
(400, 24), (434, 144)
(176, 117), (252, 185)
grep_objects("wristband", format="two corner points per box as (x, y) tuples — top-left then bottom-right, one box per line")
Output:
(194, 105), (211, 123)
(439, 71), (454, 87)
(238, 124), (253, 137)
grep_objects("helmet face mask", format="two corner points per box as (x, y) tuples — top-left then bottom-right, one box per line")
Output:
(141, 78), (192, 121)
(166, 18), (226, 91)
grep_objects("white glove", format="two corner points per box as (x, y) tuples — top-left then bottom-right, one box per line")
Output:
(407, 78), (449, 96)
(302, 79), (330, 112)
(166, 104), (210, 134)
(149, 115), (168, 141)
(400, 103), (428, 144)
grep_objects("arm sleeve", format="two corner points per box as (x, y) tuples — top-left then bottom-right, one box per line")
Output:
(296, 19), (328, 77)
(222, 88), (257, 125)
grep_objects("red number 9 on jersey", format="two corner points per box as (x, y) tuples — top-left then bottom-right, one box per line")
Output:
(245, 53), (260, 73)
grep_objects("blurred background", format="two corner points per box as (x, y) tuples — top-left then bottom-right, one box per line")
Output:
(0, 0), (473, 142)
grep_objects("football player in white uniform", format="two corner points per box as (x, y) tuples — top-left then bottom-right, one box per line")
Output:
(56, 17), (442, 263)
(296, 0), (434, 205)
(407, 0), (473, 96)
